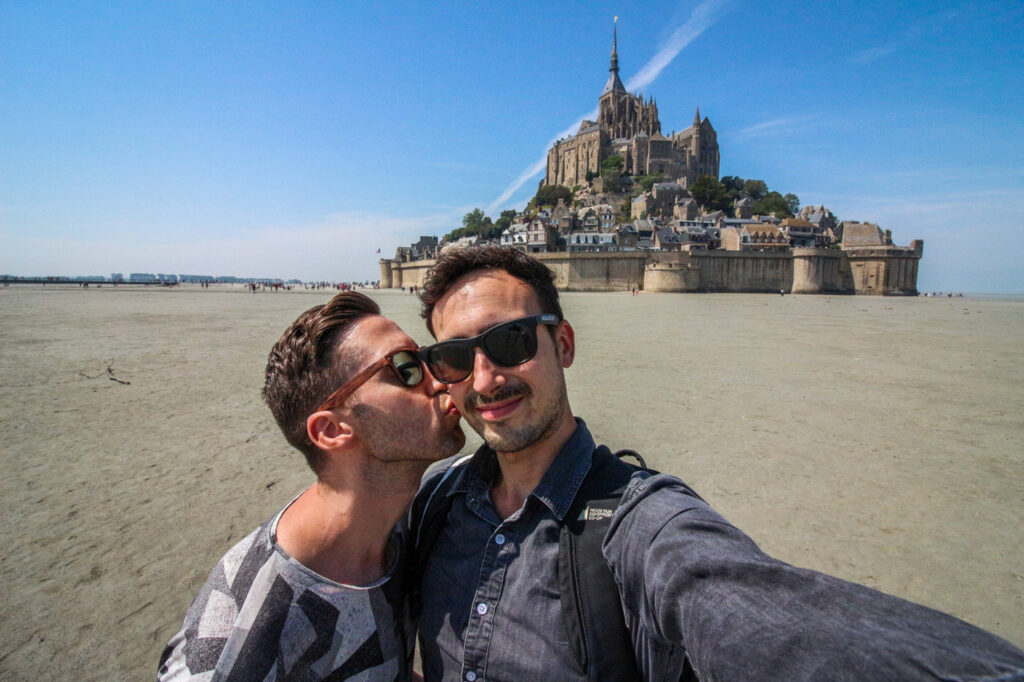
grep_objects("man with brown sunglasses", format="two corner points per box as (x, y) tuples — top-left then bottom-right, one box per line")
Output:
(410, 245), (1024, 681)
(159, 291), (464, 681)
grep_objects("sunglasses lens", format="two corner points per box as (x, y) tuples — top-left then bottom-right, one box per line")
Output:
(423, 316), (550, 384)
(483, 320), (537, 366)
(391, 351), (424, 387)
(425, 343), (474, 383)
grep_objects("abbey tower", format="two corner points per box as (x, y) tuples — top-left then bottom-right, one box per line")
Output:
(544, 24), (720, 189)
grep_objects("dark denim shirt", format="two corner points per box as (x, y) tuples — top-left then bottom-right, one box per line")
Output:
(416, 420), (1024, 682)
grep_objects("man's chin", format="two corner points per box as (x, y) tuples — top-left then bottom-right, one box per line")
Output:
(479, 422), (545, 455)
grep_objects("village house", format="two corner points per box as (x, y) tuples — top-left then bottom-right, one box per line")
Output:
(526, 217), (558, 253)
(567, 231), (617, 252)
(779, 218), (817, 247)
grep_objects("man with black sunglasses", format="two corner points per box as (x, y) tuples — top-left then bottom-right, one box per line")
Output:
(411, 245), (1024, 681)
(159, 291), (464, 681)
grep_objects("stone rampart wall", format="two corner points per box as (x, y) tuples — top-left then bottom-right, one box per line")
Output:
(380, 242), (922, 296)
(549, 252), (648, 291)
(694, 251), (793, 293)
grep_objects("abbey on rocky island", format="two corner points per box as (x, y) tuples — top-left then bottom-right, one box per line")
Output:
(544, 24), (720, 189)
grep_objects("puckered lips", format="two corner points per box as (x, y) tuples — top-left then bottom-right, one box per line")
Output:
(440, 394), (462, 422)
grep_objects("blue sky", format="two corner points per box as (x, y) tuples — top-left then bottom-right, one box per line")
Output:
(2, 1), (1022, 291)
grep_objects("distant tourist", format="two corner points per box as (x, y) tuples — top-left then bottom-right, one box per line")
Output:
(410, 245), (1024, 681)
(158, 292), (464, 680)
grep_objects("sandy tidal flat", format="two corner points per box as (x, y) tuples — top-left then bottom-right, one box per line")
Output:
(0, 284), (1022, 680)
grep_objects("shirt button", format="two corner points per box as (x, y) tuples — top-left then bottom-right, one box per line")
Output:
(465, 672), (477, 682)
(476, 602), (488, 615)
(494, 534), (506, 545)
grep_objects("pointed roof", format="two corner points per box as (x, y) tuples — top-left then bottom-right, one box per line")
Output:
(602, 19), (626, 96)
(693, 107), (701, 126)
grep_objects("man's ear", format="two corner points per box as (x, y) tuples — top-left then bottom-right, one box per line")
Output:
(306, 410), (355, 452)
(554, 320), (575, 368)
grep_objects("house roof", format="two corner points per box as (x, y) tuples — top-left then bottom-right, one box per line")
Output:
(841, 222), (885, 247)
(747, 224), (782, 237)
(656, 227), (685, 244)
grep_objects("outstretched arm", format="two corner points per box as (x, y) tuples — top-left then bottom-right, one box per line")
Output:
(605, 474), (1024, 681)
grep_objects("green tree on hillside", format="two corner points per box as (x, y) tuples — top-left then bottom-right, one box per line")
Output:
(600, 155), (625, 192)
(720, 175), (745, 205)
(632, 173), (665, 195)
(690, 175), (730, 212)
(743, 179), (768, 201)
(443, 208), (502, 242)
(494, 209), (518, 234)
(752, 191), (799, 219)
(533, 184), (573, 208)
(462, 208), (491, 233)
(784, 193), (800, 215)
(601, 155), (624, 172)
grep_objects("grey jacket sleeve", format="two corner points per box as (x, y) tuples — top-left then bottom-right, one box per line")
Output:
(604, 473), (1024, 682)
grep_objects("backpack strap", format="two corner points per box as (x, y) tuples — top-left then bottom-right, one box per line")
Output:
(408, 454), (472, 618)
(558, 445), (646, 681)
(411, 448), (666, 680)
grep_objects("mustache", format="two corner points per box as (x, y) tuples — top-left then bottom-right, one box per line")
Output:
(465, 383), (531, 410)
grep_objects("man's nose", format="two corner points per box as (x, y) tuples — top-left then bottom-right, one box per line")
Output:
(471, 347), (504, 394)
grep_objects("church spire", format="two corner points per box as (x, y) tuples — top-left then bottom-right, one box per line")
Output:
(610, 17), (619, 75)
(694, 107), (701, 126)
(601, 17), (626, 96)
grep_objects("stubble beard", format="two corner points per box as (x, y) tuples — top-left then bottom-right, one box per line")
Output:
(465, 380), (569, 454)
(355, 404), (466, 488)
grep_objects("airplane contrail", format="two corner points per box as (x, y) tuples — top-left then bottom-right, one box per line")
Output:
(487, 0), (733, 214)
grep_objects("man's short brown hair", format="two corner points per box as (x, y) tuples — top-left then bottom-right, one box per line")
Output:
(419, 245), (563, 336)
(262, 291), (379, 473)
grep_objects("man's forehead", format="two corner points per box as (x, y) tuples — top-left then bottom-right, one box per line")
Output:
(344, 315), (413, 358)
(433, 270), (540, 336)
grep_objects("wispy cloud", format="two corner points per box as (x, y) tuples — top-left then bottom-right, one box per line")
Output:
(485, 112), (597, 213)
(729, 115), (819, 141)
(486, 0), (734, 213)
(625, 0), (734, 92)
(850, 8), (958, 65)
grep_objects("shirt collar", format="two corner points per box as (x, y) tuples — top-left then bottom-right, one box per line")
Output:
(449, 418), (596, 522)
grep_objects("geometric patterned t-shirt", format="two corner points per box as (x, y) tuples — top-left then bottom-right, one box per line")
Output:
(157, 503), (413, 681)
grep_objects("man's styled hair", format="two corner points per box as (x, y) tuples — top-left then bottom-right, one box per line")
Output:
(262, 291), (380, 473)
(419, 245), (563, 336)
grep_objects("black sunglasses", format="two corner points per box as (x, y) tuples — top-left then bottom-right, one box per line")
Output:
(317, 348), (425, 412)
(419, 314), (560, 384)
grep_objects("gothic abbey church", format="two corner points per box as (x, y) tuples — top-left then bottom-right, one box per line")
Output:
(543, 27), (720, 189)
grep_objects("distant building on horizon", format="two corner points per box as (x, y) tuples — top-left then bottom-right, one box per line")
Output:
(543, 23), (720, 189)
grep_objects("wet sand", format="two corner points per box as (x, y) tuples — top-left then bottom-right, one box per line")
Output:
(1, 285), (1021, 679)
